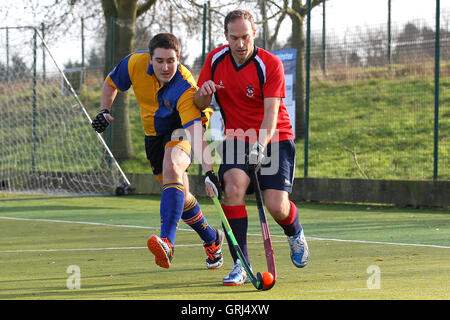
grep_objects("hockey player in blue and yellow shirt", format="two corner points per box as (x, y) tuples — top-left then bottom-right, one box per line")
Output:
(91, 33), (224, 270)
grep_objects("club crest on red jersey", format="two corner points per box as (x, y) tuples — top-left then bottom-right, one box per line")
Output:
(246, 85), (254, 98)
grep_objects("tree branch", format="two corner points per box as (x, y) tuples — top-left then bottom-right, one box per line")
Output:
(137, 0), (157, 18)
(101, 0), (118, 19)
(268, 10), (286, 48)
(343, 146), (370, 179)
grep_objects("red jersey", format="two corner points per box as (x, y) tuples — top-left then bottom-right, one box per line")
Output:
(197, 45), (294, 143)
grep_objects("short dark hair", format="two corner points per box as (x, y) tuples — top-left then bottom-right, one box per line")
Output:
(148, 33), (181, 57)
(224, 10), (256, 33)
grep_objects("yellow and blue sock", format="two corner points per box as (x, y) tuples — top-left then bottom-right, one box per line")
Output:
(160, 182), (185, 245)
(182, 197), (216, 245)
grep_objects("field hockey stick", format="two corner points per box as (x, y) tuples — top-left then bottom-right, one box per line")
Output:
(211, 196), (264, 290)
(248, 168), (277, 290)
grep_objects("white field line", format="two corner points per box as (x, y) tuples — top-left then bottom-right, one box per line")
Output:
(300, 287), (371, 294)
(0, 216), (449, 253)
(0, 241), (289, 253)
(1, 246), (148, 253)
(308, 236), (450, 249)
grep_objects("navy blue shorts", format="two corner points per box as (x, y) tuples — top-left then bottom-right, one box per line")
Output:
(217, 139), (296, 194)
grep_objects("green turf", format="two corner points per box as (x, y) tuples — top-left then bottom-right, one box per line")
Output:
(0, 195), (449, 300)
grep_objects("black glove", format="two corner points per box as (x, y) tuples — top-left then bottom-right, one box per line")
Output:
(205, 170), (222, 199)
(246, 142), (265, 173)
(91, 109), (110, 133)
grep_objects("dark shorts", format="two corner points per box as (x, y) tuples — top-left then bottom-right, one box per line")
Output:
(145, 129), (192, 176)
(217, 139), (296, 194)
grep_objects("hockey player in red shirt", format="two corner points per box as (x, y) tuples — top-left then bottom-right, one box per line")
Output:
(195, 10), (310, 286)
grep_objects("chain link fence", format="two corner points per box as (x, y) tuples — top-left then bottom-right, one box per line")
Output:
(1, 0), (448, 185)
(0, 27), (128, 196)
(304, 0), (448, 181)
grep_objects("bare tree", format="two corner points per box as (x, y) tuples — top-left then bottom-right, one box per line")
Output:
(5, 0), (157, 161)
(287, 0), (326, 139)
(257, 0), (326, 139)
(8, 0), (327, 157)
(100, 0), (156, 161)
(189, 0), (326, 140)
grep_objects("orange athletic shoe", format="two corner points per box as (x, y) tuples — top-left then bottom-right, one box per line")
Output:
(147, 235), (174, 269)
(203, 228), (224, 269)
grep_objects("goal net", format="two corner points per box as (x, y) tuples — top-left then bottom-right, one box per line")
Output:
(0, 26), (130, 198)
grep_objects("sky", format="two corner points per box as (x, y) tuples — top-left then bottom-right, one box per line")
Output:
(0, 0), (447, 70)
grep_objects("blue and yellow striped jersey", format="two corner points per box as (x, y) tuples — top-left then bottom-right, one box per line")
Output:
(107, 50), (211, 136)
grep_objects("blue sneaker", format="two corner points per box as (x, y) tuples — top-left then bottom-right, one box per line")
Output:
(288, 227), (309, 268)
(222, 259), (251, 286)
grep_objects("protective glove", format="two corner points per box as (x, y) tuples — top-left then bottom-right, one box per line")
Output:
(246, 142), (265, 173)
(205, 170), (222, 199)
(91, 109), (111, 133)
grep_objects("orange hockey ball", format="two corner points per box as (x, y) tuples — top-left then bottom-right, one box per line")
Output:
(261, 272), (274, 287)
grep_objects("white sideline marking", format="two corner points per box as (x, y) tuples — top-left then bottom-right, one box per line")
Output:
(0, 216), (162, 231)
(307, 236), (450, 249)
(0, 216), (449, 252)
(1, 247), (147, 253)
(0, 241), (288, 253)
(300, 287), (370, 294)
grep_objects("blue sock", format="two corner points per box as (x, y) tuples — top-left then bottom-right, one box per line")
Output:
(182, 197), (216, 244)
(160, 182), (185, 245)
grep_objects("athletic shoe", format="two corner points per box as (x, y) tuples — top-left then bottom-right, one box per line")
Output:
(204, 228), (225, 269)
(287, 226), (309, 268)
(222, 259), (251, 286)
(147, 235), (174, 269)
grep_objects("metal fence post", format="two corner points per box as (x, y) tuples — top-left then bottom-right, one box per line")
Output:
(32, 28), (37, 171)
(201, 3), (207, 64)
(81, 17), (85, 83)
(108, 17), (115, 150)
(6, 27), (9, 83)
(41, 23), (46, 82)
(322, 1), (326, 75)
(387, 0), (392, 70)
(433, 0), (440, 180)
(304, 0), (311, 177)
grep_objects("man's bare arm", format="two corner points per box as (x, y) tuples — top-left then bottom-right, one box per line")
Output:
(258, 97), (281, 147)
(194, 80), (223, 110)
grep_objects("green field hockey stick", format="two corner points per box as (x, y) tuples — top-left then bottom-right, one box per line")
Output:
(211, 195), (264, 290)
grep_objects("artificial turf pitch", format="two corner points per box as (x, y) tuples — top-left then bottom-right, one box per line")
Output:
(0, 195), (448, 301)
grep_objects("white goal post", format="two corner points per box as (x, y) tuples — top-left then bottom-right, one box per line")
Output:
(0, 26), (131, 198)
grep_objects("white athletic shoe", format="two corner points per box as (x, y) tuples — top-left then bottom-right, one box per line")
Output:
(222, 259), (251, 286)
(288, 226), (310, 268)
